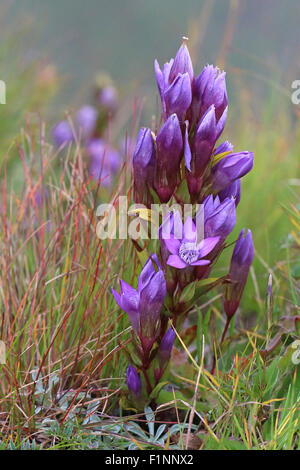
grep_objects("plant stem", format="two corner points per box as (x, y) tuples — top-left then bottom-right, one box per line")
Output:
(211, 316), (232, 375)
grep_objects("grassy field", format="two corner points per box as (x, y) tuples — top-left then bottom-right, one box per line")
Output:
(0, 33), (299, 450)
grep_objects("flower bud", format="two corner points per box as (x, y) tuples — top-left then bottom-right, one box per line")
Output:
(133, 128), (156, 206)
(158, 328), (176, 368)
(155, 38), (193, 121)
(192, 65), (227, 124)
(112, 255), (166, 354)
(218, 179), (241, 206)
(164, 73), (192, 122)
(224, 229), (254, 318)
(169, 39), (194, 84)
(211, 151), (254, 193)
(155, 114), (183, 203)
(186, 105), (221, 197)
(127, 365), (142, 397)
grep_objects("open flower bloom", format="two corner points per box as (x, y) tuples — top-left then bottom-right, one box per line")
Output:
(162, 213), (220, 269)
(112, 255), (166, 352)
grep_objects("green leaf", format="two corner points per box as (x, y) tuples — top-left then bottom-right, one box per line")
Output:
(179, 282), (196, 304)
(136, 249), (150, 266)
(149, 381), (168, 400)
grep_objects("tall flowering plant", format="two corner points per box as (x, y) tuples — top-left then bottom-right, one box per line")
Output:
(113, 39), (254, 409)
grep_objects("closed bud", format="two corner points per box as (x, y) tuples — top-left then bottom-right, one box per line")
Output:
(164, 73), (192, 122)
(218, 179), (241, 206)
(224, 229), (254, 318)
(192, 65), (227, 124)
(158, 328), (176, 368)
(112, 255), (166, 355)
(133, 128), (156, 206)
(186, 105), (219, 198)
(127, 365), (142, 397)
(155, 38), (193, 121)
(169, 38), (194, 84)
(211, 151), (254, 193)
(155, 114), (183, 203)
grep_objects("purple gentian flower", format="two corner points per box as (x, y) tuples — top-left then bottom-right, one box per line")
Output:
(75, 105), (98, 139)
(186, 104), (227, 198)
(158, 328), (175, 366)
(87, 138), (122, 187)
(218, 179), (241, 207)
(211, 151), (254, 193)
(112, 255), (166, 352)
(155, 327), (176, 382)
(164, 73), (192, 122)
(127, 365), (142, 397)
(203, 195), (236, 242)
(169, 38), (194, 84)
(133, 128), (155, 206)
(163, 213), (220, 269)
(155, 114), (183, 203)
(192, 65), (227, 124)
(224, 229), (254, 318)
(213, 141), (241, 206)
(52, 120), (74, 147)
(155, 39), (193, 120)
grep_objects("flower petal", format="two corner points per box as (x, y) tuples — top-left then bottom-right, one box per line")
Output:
(167, 254), (187, 269)
(190, 259), (211, 266)
(164, 236), (180, 255)
(183, 216), (197, 241)
(197, 236), (220, 258)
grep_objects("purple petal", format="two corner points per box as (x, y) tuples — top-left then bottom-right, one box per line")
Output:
(190, 259), (211, 266)
(184, 121), (192, 171)
(164, 73), (192, 121)
(164, 236), (180, 255)
(112, 288), (122, 308)
(197, 236), (220, 258)
(167, 254), (187, 269)
(120, 280), (139, 312)
(183, 216), (197, 241)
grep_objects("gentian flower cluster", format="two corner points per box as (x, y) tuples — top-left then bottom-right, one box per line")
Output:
(114, 39), (255, 407)
(133, 38), (253, 206)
